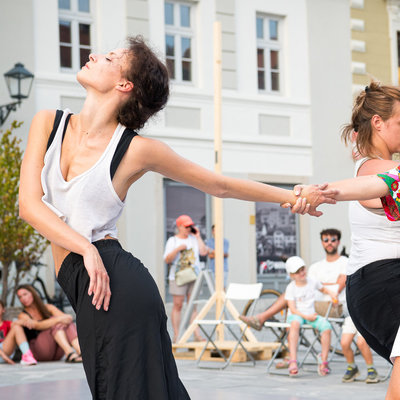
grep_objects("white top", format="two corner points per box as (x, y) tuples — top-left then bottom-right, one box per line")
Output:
(347, 157), (400, 275)
(163, 235), (200, 280)
(41, 109), (126, 242)
(285, 278), (322, 316)
(308, 256), (347, 304)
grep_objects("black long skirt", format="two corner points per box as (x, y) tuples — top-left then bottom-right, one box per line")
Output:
(346, 258), (400, 363)
(57, 239), (191, 400)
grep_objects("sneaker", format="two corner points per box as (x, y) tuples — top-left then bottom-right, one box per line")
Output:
(238, 315), (262, 331)
(342, 365), (360, 382)
(20, 350), (37, 366)
(365, 367), (380, 384)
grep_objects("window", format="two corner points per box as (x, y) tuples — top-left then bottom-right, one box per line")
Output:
(165, 1), (194, 83)
(256, 184), (298, 275)
(256, 15), (282, 92)
(58, 0), (92, 71)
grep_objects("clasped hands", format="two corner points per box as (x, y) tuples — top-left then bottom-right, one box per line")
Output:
(281, 183), (339, 217)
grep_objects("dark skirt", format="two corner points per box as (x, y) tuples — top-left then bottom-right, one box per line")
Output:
(346, 258), (400, 363)
(57, 239), (191, 400)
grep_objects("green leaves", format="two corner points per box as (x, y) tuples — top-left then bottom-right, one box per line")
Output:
(0, 121), (48, 304)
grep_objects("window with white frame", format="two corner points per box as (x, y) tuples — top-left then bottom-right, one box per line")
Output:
(164, 1), (193, 83)
(58, 0), (92, 72)
(256, 15), (282, 92)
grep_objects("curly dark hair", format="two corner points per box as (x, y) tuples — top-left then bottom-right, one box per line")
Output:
(118, 36), (170, 131)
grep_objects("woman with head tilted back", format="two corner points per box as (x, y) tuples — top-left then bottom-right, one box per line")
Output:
(19, 36), (335, 399)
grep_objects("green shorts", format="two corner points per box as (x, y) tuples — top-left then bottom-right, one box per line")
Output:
(287, 314), (331, 332)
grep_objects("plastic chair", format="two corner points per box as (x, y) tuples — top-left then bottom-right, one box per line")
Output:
(194, 282), (263, 369)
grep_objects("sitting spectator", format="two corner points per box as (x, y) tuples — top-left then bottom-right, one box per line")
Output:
(341, 317), (379, 383)
(0, 299), (37, 365)
(284, 256), (336, 377)
(206, 224), (229, 289)
(14, 285), (82, 362)
(240, 228), (345, 330)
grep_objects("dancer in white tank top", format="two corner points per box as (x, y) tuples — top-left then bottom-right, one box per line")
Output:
(297, 82), (400, 400)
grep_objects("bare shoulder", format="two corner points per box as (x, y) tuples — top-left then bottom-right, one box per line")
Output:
(358, 159), (399, 176)
(29, 109), (57, 140)
(17, 311), (28, 320)
(126, 135), (173, 166)
(46, 304), (59, 313)
(129, 135), (167, 153)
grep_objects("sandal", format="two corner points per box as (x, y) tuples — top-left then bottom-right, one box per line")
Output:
(288, 359), (298, 376)
(239, 315), (262, 331)
(275, 356), (290, 369)
(317, 354), (330, 376)
(65, 351), (83, 363)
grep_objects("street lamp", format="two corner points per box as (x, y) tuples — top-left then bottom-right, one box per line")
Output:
(0, 63), (34, 126)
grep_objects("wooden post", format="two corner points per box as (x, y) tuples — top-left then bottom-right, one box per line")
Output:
(213, 21), (224, 340)
(176, 21), (259, 348)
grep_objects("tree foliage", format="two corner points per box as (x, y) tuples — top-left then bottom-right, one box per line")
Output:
(0, 121), (48, 305)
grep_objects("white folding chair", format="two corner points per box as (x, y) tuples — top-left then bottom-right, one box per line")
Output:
(265, 302), (336, 374)
(194, 282), (263, 369)
(264, 320), (291, 374)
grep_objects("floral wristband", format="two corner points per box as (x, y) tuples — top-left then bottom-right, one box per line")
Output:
(377, 166), (400, 221)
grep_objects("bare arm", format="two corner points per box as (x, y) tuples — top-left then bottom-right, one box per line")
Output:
(0, 348), (14, 365)
(16, 311), (63, 331)
(194, 231), (208, 256)
(319, 286), (338, 302)
(132, 137), (337, 212)
(19, 111), (111, 311)
(164, 243), (186, 264)
(287, 299), (317, 321)
(336, 274), (346, 294)
(357, 159), (399, 208)
(299, 175), (389, 207)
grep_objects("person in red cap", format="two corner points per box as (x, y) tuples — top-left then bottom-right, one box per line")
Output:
(164, 215), (207, 343)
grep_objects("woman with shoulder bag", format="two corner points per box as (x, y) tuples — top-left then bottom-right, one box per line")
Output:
(164, 215), (207, 343)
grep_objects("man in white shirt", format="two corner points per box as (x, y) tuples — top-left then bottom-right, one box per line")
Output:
(308, 229), (379, 384)
(308, 229), (347, 316)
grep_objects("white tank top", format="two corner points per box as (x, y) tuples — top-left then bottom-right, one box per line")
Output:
(41, 109), (126, 242)
(347, 157), (400, 275)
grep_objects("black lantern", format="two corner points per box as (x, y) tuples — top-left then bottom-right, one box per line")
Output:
(0, 63), (34, 126)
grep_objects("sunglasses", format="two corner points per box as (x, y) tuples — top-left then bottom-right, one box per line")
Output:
(322, 237), (338, 243)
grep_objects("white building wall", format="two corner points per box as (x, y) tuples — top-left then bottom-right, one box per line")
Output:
(306, 0), (353, 263)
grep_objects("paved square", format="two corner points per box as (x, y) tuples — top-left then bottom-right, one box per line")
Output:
(0, 351), (390, 400)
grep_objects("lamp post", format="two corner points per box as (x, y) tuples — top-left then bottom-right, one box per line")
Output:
(0, 63), (34, 126)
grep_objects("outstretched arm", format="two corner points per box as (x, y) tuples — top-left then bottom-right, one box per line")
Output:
(132, 137), (338, 214)
(297, 174), (389, 214)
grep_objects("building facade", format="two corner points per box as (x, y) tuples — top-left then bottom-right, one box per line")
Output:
(0, 0), (355, 299)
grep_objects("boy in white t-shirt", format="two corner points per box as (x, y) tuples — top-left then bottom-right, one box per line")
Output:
(285, 256), (337, 377)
